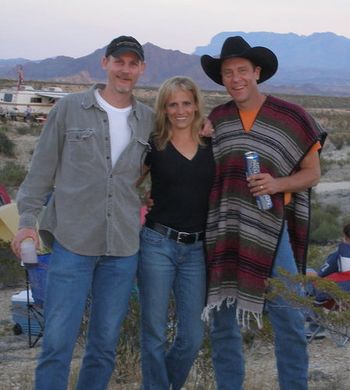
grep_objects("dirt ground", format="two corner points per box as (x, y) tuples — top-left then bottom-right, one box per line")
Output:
(1, 287), (350, 390)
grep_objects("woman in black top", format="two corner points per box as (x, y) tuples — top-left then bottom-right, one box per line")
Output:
(138, 76), (215, 390)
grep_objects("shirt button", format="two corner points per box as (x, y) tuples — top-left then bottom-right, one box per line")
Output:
(108, 194), (112, 198)
(105, 137), (109, 141)
(106, 156), (110, 160)
(107, 213), (111, 217)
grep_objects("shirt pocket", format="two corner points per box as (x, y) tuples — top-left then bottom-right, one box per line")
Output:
(65, 128), (97, 164)
(66, 128), (95, 141)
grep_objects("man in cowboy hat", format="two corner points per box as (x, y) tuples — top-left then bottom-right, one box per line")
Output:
(201, 36), (327, 389)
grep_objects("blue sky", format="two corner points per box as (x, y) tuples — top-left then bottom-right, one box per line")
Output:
(1, 0), (348, 60)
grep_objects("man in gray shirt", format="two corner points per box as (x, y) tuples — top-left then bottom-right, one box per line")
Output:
(11, 35), (154, 390)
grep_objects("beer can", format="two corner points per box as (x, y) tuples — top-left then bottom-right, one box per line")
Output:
(244, 151), (273, 210)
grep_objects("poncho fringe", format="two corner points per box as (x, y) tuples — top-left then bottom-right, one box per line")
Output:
(201, 297), (264, 329)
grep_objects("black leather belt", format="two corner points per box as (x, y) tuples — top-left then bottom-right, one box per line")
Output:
(145, 220), (204, 244)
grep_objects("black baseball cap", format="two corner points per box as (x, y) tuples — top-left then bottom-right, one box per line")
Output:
(105, 36), (144, 61)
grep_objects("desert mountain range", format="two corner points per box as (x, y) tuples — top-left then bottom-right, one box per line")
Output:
(1, 32), (350, 96)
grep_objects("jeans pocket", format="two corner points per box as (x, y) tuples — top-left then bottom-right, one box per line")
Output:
(141, 226), (165, 245)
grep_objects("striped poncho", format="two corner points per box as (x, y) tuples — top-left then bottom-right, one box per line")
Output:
(203, 95), (326, 327)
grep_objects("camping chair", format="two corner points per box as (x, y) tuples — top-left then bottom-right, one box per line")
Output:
(306, 278), (350, 347)
(24, 253), (50, 347)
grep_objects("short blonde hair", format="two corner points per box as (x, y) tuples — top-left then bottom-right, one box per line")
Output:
(153, 76), (205, 150)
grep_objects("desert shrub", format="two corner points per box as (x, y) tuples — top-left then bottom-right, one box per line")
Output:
(307, 244), (333, 269)
(77, 288), (142, 386)
(114, 291), (142, 384)
(267, 271), (350, 347)
(311, 223), (340, 245)
(0, 131), (15, 157)
(310, 203), (341, 244)
(0, 161), (27, 187)
(281, 95), (350, 110)
(16, 125), (42, 136)
(311, 110), (350, 128)
(0, 240), (24, 287)
(319, 156), (332, 174)
(328, 132), (350, 149)
(0, 125), (10, 132)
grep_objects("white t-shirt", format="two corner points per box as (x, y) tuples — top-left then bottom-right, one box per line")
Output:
(95, 90), (132, 167)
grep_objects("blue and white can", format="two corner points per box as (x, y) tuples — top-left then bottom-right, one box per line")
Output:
(244, 151), (273, 211)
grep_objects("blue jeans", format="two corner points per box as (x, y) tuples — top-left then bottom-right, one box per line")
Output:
(138, 226), (206, 390)
(210, 223), (308, 390)
(35, 240), (138, 390)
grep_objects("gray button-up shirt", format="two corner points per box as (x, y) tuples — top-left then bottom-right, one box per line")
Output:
(16, 84), (154, 256)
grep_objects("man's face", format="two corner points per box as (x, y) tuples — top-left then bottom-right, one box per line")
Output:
(221, 57), (261, 107)
(102, 52), (145, 95)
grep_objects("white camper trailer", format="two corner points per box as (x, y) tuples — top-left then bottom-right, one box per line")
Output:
(0, 85), (67, 118)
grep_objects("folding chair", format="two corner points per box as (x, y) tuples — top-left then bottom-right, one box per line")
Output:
(24, 253), (50, 347)
(306, 283), (350, 347)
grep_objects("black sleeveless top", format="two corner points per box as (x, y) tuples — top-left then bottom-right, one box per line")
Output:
(145, 139), (215, 232)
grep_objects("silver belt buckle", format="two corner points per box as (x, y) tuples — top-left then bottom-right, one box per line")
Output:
(177, 231), (190, 243)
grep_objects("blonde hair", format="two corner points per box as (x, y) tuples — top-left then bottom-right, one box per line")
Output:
(153, 76), (205, 150)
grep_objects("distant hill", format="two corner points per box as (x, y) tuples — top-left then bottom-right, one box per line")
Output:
(0, 58), (30, 71)
(1, 32), (350, 96)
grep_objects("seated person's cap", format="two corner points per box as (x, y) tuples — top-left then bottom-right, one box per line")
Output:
(105, 36), (144, 61)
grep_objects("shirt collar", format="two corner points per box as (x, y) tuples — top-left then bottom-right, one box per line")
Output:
(82, 83), (142, 119)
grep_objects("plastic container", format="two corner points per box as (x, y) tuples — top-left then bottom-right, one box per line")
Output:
(20, 239), (38, 264)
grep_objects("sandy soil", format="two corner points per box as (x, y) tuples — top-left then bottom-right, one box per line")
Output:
(1, 287), (350, 390)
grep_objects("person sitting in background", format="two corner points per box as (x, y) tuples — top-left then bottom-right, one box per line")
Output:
(313, 222), (350, 302)
(305, 222), (350, 339)
(318, 222), (350, 277)
(24, 105), (32, 122)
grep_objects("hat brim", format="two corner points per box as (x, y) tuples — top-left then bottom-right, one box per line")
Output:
(109, 47), (144, 61)
(201, 47), (278, 86)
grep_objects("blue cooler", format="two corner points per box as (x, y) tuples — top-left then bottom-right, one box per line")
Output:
(11, 290), (43, 336)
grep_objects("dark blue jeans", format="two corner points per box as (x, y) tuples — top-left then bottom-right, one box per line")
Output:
(210, 223), (308, 390)
(138, 226), (206, 390)
(35, 240), (138, 390)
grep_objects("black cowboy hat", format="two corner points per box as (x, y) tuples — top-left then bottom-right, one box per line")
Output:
(201, 36), (278, 85)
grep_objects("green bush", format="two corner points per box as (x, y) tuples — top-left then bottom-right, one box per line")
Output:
(320, 156), (332, 174)
(0, 240), (24, 287)
(0, 161), (27, 187)
(16, 125), (42, 136)
(311, 223), (340, 245)
(307, 244), (331, 269)
(310, 203), (341, 244)
(0, 131), (15, 157)
(328, 132), (350, 149)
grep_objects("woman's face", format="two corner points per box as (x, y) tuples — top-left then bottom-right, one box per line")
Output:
(164, 89), (198, 132)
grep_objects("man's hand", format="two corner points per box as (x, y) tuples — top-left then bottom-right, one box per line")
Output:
(11, 228), (40, 259)
(247, 151), (321, 196)
(199, 118), (214, 137)
(144, 191), (154, 211)
(247, 173), (279, 196)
